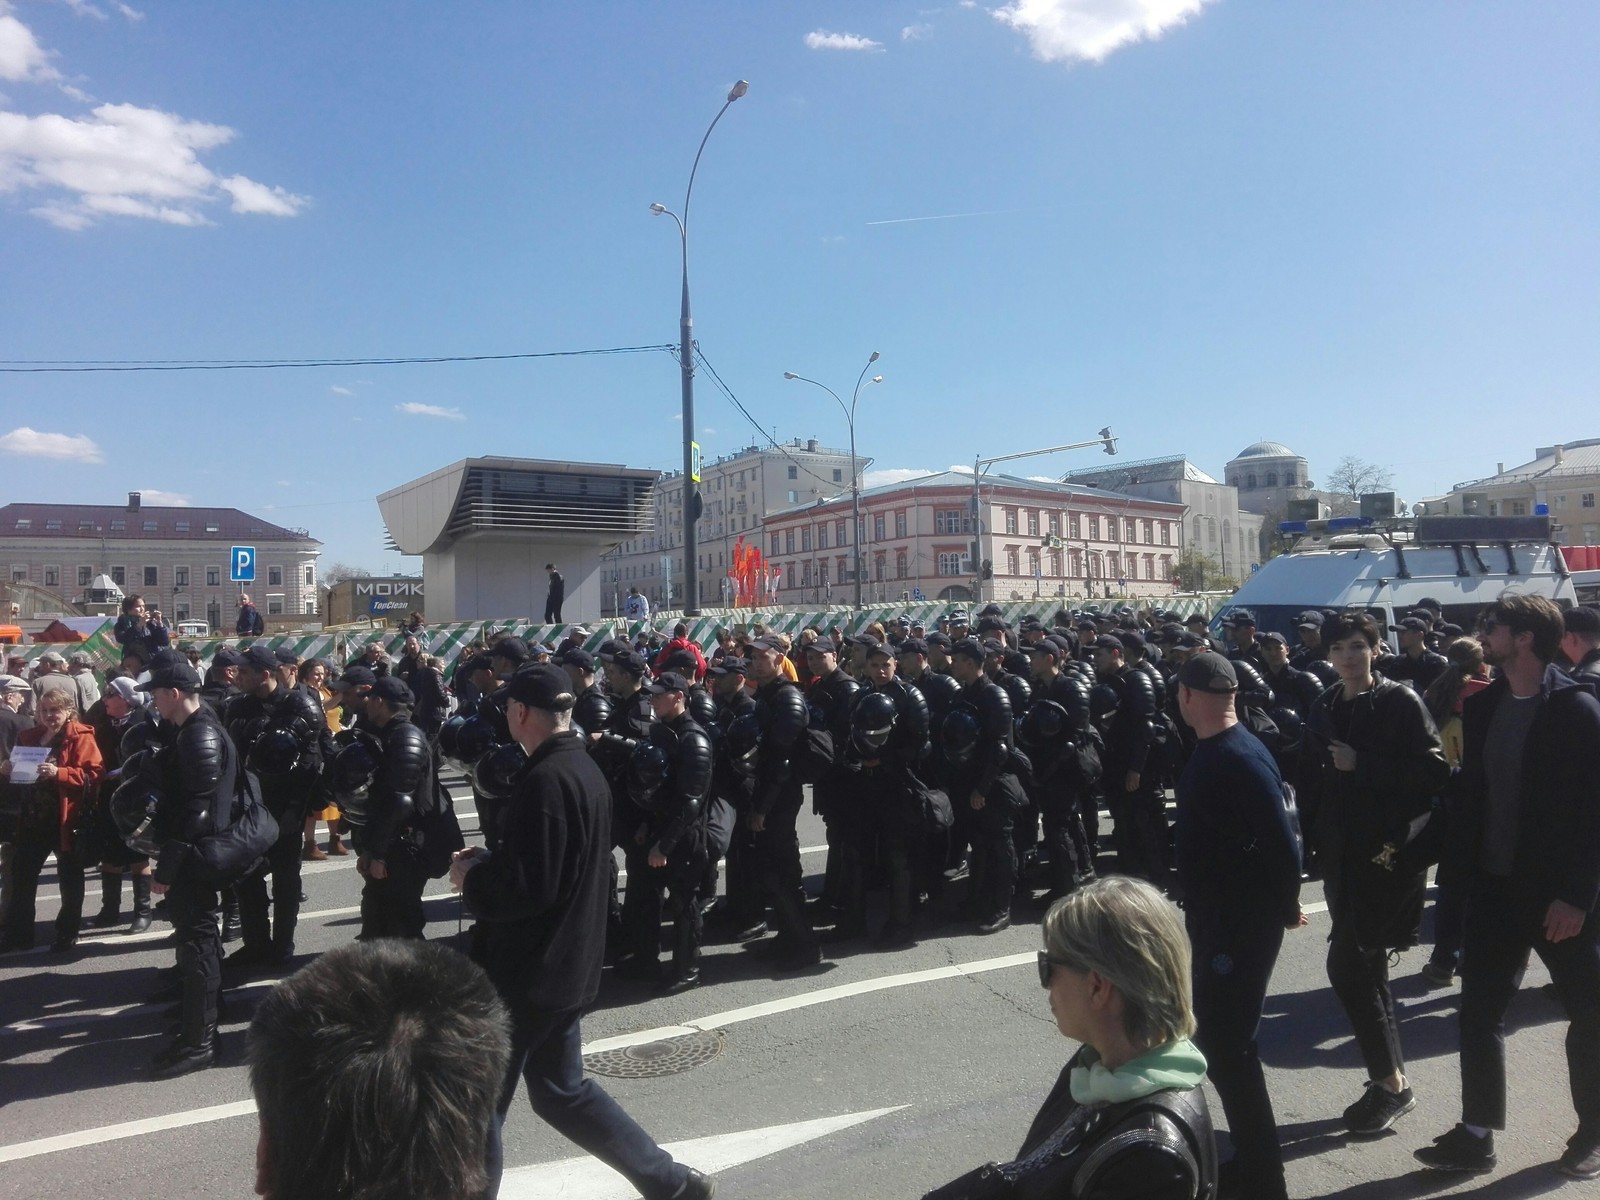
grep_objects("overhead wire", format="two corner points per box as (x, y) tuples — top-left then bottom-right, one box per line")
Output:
(0, 345), (677, 373)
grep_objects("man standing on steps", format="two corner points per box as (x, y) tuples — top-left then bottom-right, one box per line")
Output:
(544, 564), (565, 625)
(453, 663), (716, 1200)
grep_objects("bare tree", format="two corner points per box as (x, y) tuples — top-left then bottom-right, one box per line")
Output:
(320, 560), (373, 585)
(1324, 456), (1395, 515)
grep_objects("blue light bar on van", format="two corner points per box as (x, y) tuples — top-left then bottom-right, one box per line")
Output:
(1278, 521), (1309, 534)
(1326, 516), (1374, 532)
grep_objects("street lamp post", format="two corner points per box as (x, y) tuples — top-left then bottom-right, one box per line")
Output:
(650, 79), (748, 617)
(783, 353), (882, 608)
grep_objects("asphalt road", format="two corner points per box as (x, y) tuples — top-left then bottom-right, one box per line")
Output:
(0, 781), (1589, 1199)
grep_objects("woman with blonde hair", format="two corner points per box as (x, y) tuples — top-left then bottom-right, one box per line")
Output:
(926, 877), (1215, 1199)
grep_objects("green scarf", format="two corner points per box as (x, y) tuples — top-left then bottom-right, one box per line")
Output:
(1069, 1038), (1208, 1105)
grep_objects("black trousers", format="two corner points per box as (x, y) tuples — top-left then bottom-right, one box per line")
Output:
(358, 853), (427, 940)
(1108, 782), (1168, 888)
(752, 790), (815, 947)
(4, 834), (84, 945)
(167, 880), (221, 1044)
(483, 1004), (686, 1200)
(1326, 921), (1405, 1082)
(236, 808), (304, 952)
(544, 599), (562, 623)
(957, 785), (1016, 920)
(1036, 775), (1088, 891)
(1460, 876), (1600, 1132)
(721, 819), (764, 929)
(1192, 921), (1288, 1199)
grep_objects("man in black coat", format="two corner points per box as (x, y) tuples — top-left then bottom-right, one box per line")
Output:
(453, 664), (713, 1200)
(350, 677), (435, 940)
(1415, 595), (1600, 1179)
(544, 564), (565, 624)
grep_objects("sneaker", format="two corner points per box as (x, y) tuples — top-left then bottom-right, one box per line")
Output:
(1559, 1134), (1600, 1181)
(1343, 1081), (1415, 1135)
(1419, 959), (1456, 988)
(1414, 1125), (1496, 1173)
(977, 912), (1012, 935)
(671, 1167), (717, 1199)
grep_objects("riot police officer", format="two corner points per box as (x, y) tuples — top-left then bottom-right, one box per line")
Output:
(621, 672), (716, 993)
(1092, 633), (1167, 888)
(803, 638), (860, 929)
(1021, 639), (1098, 903)
(594, 646), (654, 954)
(707, 657), (764, 939)
(943, 638), (1025, 934)
(224, 644), (325, 972)
(745, 635), (821, 970)
(344, 677), (436, 940)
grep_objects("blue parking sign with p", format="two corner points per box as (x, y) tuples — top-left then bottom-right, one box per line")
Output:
(230, 545), (256, 582)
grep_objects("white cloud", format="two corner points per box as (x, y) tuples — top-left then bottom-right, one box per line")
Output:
(137, 487), (190, 505)
(0, 5), (59, 83)
(863, 467), (936, 488)
(901, 24), (931, 40)
(804, 30), (883, 52)
(991, 0), (1214, 64)
(112, 2), (143, 19)
(0, 7), (306, 228)
(329, 385), (353, 396)
(396, 402), (465, 421)
(0, 425), (104, 462)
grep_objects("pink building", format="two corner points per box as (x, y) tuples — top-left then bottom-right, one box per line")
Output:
(761, 470), (1184, 605)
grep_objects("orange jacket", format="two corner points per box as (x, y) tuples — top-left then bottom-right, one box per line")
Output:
(17, 720), (104, 855)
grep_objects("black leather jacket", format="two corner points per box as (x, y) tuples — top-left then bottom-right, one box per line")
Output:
(226, 683), (324, 815)
(573, 683), (613, 741)
(357, 715), (434, 861)
(642, 712), (714, 856)
(950, 674), (1018, 799)
(711, 687), (757, 811)
(1102, 666), (1157, 776)
(152, 706), (237, 885)
(925, 1050), (1216, 1200)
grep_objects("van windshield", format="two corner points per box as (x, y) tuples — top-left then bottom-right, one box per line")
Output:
(1211, 604), (1389, 641)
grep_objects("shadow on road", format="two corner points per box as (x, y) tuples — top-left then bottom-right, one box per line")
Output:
(1304, 1163), (1570, 1200)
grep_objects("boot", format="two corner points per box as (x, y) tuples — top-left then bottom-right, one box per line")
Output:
(153, 967), (219, 1078)
(220, 894), (241, 943)
(128, 874), (153, 934)
(659, 925), (701, 995)
(92, 873), (124, 928)
(301, 838), (326, 861)
(327, 832), (349, 856)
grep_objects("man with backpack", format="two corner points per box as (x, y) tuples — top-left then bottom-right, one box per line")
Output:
(349, 677), (437, 940)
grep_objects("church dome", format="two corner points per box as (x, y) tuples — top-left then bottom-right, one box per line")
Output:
(1232, 441), (1299, 460)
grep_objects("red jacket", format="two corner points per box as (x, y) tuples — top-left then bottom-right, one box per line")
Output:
(653, 637), (708, 683)
(16, 720), (104, 855)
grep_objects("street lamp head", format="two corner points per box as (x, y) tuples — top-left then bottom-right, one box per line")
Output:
(649, 202), (668, 214)
(783, 372), (799, 380)
(867, 351), (880, 364)
(728, 80), (750, 101)
(870, 375), (883, 384)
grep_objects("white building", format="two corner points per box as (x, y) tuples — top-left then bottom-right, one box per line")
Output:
(603, 439), (871, 615)
(1419, 438), (1600, 546)
(0, 495), (320, 631)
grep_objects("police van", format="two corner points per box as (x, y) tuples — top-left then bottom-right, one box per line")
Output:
(1213, 512), (1576, 642)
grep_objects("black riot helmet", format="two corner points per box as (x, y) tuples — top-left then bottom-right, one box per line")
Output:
(454, 714), (499, 766)
(250, 726), (302, 776)
(850, 691), (898, 756)
(1089, 683), (1120, 725)
(627, 740), (673, 809)
(473, 742), (527, 801)
(686, 687), (717, 730)
(331, 735), (381, 824)
(438, 713), (467, 760)
(723, 711), (761, 777)
(111, 776), (168, 858)
(940, 705), (981, 766)
(119, 719), (163, 763)
(119, 747), (158, 786)
(1018, 698), (1069, 749)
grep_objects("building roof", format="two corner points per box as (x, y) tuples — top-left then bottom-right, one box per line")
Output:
(0, 503), (318, 544)
(1454, 438), (1600, 489)
(766, 469), (1183, 521)
(1060, 454), (1219, 488)
(1230, 441), (1300, 461)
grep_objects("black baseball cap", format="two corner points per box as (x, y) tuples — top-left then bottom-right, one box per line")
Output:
(645, 671), (691, 695)
(138, 660), (202, 692)
(461, 653), (495, 676)
(1117, 629), (1146, 652)
(273, 645), (300, 665)
(708, 657), (748, 677)
(748, 635), (787, 654)
(1397, 616), (1430, 632)
(604, 648), (648, 676)
(804, 639), (838, 657)
(1184, 613), (1210, 627)
(558, 647), (595, 672)
(492, 637), (531, 664)
(369, 676), (414, 707)
(924, 631), (953, 650)
(502, 663), (576, 711)
(950, 637), (986, 663)
(661, 649), (700, 673)
(1564, 606), (1600, 636)
(1259, 631), (1289, 647)
(212, 645), (246, 668)
(1024, 640), (1061, 660)
(1296, 610), (1325, 628)
(330, 665), (377, 691)
(975, 615), (1009, 634)
(1176, 651), (1238, 694)
(1092, 634), (1125, 651)
(241, 644), (277, 671)
(896, 637), (929, 657)
(865, 641), (896, 660)
(1220, 609), (1257, 629)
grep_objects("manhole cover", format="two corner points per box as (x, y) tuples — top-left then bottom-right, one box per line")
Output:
(584, 1030), (724, 1079)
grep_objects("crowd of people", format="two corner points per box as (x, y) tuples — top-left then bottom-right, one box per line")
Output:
(3, 586), (1600, 1198)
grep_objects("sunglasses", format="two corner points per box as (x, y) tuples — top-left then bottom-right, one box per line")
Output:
(1479, 616), (1516, 635)
(1037, 950), (1078, 988)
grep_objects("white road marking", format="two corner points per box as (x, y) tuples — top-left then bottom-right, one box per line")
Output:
(498, 1106), (908, 1199)
(0, 1101), (259, 1164)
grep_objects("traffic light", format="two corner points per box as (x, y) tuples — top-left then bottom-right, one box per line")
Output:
(1100, 427), (1118, 456)
(981, 559), (993, 580)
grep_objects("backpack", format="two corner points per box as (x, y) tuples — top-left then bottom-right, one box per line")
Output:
(410, 777), (465, 879)
(192, 764), (279, 886)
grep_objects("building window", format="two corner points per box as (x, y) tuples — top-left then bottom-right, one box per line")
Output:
(206, 566), (220, 587)
(818, 562), (829, 586)
(304, 565), (315, 586)
(787, 465), (798, 480)
(1027, 511), (1040, 536)
(143, 566), (158, 587)
(1246, 474), (1257, 489)
(1006, 550), (1019, 575)
(305, 600), (316, 615)
(1005, 509), (1018, 535)
(43, 565), (59, 587)
(11, 565), (27, 583)
(837, 520), (848, 545)
(13, 518), (29, 530)
(79, 520), (94, 531)
(801, 527), (812, 551)
(1584, 494), (1596, 509)
(175, 603), (190, 621)
(818, 525), (829, 549)
(895, 511), (907, 538)
(171, 566), (187, 588)
(770, 533), (780, 556)
(1049, 550), (1061, 576)
(787, 490), (799, 504)
(109, 519), (125, 531)
(874, 514), (886, 541)
(935, 508), (964, 535)
(833, 468), (842, 482)
(1510, 500), (1528, 516)
(937, 552), (964, 576)
(45, 519), (62, 532)
(785, 530), (795, 554)
(1087, 515), (1099, 540)
(857, 516), (866, 545)
(77, 566), (92, 587)
(1161, 523), (1172, 545)
(1048, 513), (1060, 535)
(175, 520), (190, 532)
(268, 566), (284, 586)
(205, 522), (219, 533)
(111, 566), (126, 586)
(142, 520), (157, 533)
(1069, 514), (1080, 539)
(896, 551), (907, 578)
(267, 599), (284, 615)
(1265, 472), (1278, 487)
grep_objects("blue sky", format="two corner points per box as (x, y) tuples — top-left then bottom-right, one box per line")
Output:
(2, 0), (1596, 572)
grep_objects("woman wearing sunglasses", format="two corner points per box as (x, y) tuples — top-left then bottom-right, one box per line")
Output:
(925, 876), (1215, 1200)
